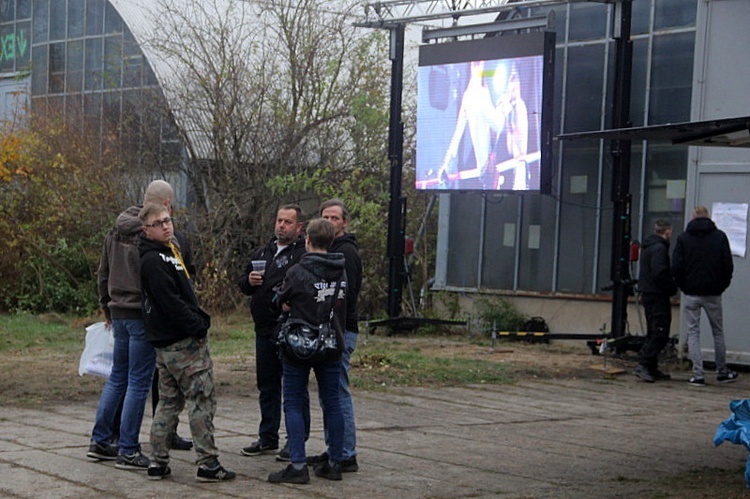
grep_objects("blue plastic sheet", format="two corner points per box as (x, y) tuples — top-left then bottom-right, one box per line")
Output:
(714, 399), (750, 488)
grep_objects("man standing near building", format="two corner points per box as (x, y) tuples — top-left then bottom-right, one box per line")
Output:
(634, 219), (677, 383)
(307, 199), (362, 472)
(672, 206), (738, 386)
(139, 203), (234, 482)
(87, 180), (181, 469)
(239, 204), (306, 458)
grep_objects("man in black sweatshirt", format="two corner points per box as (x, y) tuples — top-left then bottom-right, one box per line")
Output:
(672, 205), (737, 387)
(139, 203), (235, 482)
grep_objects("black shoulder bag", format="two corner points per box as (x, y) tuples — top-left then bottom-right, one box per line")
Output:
(276, 280), (341, 362)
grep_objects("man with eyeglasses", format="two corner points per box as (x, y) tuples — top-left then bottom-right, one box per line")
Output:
(139, 203), (235, 482)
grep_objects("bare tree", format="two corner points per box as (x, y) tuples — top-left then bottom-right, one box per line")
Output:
(144, 0), (394, 310)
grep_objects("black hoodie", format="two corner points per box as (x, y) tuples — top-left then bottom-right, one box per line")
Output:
(330, 233), (362, 333)
(672, 217), (733, 296)
(638, 233), (677, 296)
(275, 252), (347, 362)
(139, 234), (210, 348)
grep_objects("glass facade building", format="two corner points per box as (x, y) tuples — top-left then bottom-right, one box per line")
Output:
(436, 0), (696, 297)
(0, 0), (181, 173)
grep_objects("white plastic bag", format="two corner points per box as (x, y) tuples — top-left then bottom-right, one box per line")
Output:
(78, 322), (114, 377)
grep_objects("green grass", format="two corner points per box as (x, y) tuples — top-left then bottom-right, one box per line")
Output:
(0, 312), (516, 394)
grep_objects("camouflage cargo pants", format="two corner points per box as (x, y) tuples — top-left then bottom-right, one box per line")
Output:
(150, 336), (218, 466)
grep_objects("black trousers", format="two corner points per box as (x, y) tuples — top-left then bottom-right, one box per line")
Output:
(638, 293), (672, 370)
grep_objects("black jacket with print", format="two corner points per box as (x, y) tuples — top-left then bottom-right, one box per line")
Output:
(139, 234), (210, 348)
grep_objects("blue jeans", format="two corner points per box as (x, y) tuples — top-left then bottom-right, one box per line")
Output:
(91, 320), (155, 455)
(321, 330), (358, 459)
(283, 359), (343, 465)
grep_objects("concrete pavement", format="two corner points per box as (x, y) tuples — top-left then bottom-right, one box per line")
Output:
(1, 367), (748, 498)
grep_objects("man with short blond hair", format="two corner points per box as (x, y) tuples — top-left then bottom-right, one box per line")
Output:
(672, 206), (737, 386)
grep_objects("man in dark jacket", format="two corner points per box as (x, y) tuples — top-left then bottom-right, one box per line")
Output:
(634, 219), (677, 383)
(239, 204), (306, 457)
(307, 199), (362, 472)
(268, 217), (347, 484)
(139, 203), (235, 482)
(672, 205), (738, 386)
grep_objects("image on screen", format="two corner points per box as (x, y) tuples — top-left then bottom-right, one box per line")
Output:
(415, 32), (554, 193)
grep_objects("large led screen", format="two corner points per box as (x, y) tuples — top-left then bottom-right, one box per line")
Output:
(415, 31), (555, 193)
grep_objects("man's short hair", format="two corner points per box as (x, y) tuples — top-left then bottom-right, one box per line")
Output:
(279, 203), (302, 222)
(143, 180), (173, 205)
(654, 219), (672, 235)
(139, 203), (169, 222)
(319, 198), (350, 221)
(306, 218), (335, 250)
(693, 205), (709, 219)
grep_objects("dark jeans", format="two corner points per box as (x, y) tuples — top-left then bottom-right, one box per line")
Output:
(284, 359), (343, 465)
(638, 293), (672, 371)
(256, 333), (283, 445)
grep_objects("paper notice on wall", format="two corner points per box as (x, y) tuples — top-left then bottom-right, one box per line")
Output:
(712, 202), (748, 258)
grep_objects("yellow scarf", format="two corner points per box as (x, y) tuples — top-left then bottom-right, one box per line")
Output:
(169, 242), (191, 280)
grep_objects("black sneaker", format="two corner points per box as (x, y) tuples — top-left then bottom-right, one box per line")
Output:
(240, 440), (278, 456)
(651, 369), (671, 381)
(268, 464), (310, 484)
(170, 433), (193, 451)
(306, 451), (328, 465)
(687, 376), (706, 387)
(341, 455), (359, 473)
(634, 365), (655, 383)
(86, 442), (118, 461)
(718, 371), (739, 383)
(314, 461), (343, 481)
(115, 450), (150, 470)
(196, 459), (236, 482)
(147, 464), (171, 481)
(276, 441), (290, 462)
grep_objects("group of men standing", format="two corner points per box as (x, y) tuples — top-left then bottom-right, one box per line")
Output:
(88, 183), (361, 485)
(238, 199), (362, 483)
(636, 205), (738, 386)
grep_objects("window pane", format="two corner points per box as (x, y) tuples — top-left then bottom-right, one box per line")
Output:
(649, 32), (694, 124)
(564, 44), (605, 133)
(655, 0), (696, 30)
(518, 193), (557, 291)
(0, 0), (14, 22)
(557, 141), (600, 293)
(446, 194), (482, 288)
(17, 0), (31, 19)
(0, 23), (13, 71)
(103, 35), (122, 89)
(104, 1), (122, 34)
(48, 41), (64, 93)
(32, 0), (47, 43)
(642, 144), (687, 231)
(14, 21), (29, 68)
(86, 0), (104, 36)
(481, 195), (518, 289)
(48, 0), (65, 40)
(66, 39), (83, 92)
(629, 38), (648, 128)
(631, 0), (651, 35)
(568, 2), (608, 41)
(68, 0), (84, 38)
(31, 43), (46, 94)
(84, 37), (102, 90)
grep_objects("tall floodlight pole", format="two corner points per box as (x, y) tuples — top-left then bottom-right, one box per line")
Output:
(386, 24), (406, 319)
(609, 0), (633, 343)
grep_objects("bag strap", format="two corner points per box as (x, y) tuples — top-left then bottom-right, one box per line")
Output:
(327, 278), (342, 323)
